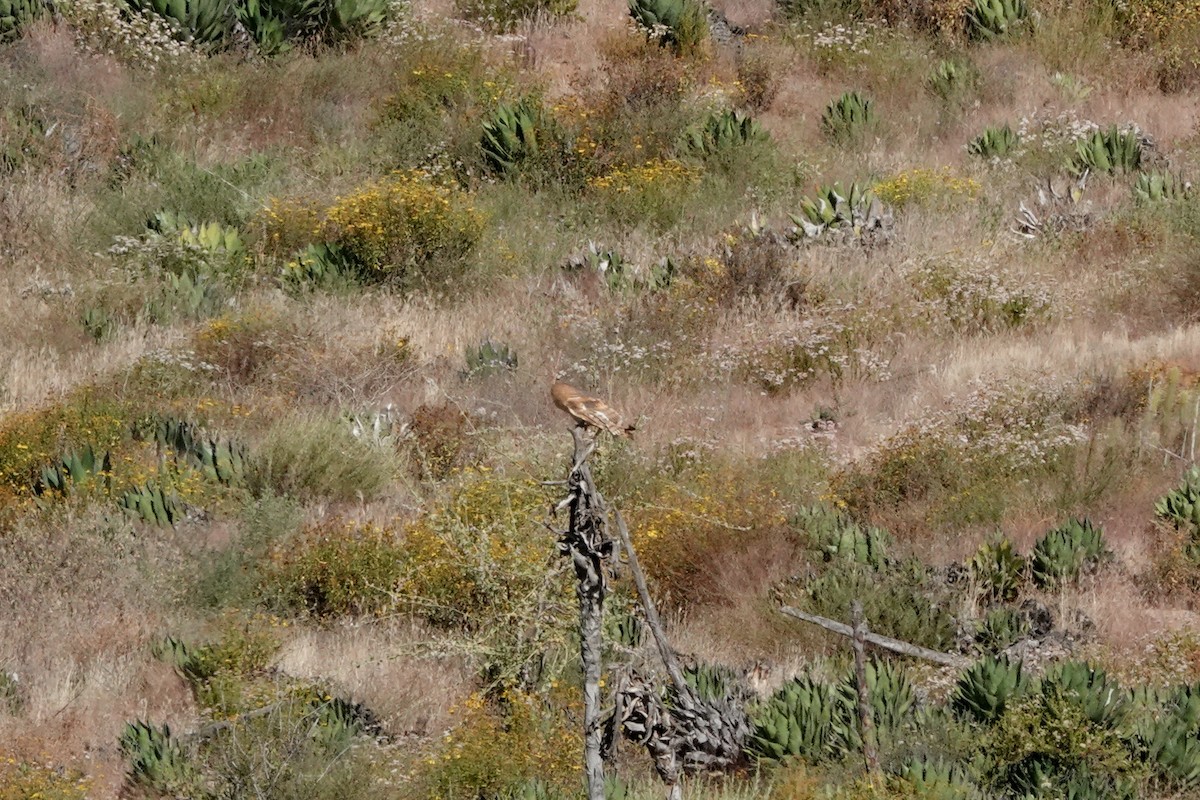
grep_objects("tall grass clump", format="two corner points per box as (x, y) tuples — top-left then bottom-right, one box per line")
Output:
(248, 413), (398, 503)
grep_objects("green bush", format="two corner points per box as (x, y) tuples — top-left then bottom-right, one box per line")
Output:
(248, 413), (398, 503)
(798, 560), (958, 651)
(320, 170), (485, 288)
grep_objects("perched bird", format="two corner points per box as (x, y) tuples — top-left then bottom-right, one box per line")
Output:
(551, 381), (636, 437)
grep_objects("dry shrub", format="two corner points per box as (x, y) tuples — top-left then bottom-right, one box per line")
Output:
(194, 310), (299, 387)
(412, 689), (581, 799)
(631, 466), (795, 609)
(0, 757), (91, 800)
(0, 390), (128, 500)
(710, 228), (799, 307)
(864, 0), (969, 36)
(409, 402), (474, 480)
(263, 520), (406, 618)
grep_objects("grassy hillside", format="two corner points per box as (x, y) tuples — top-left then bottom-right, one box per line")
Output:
(2, 0), (1200, 796)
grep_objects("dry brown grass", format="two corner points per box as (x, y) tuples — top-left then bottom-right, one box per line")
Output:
(273, 622), (474, 738)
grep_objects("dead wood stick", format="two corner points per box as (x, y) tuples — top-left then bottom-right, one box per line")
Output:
(778, 605), (970, 669)
(612, 509), (692, 705)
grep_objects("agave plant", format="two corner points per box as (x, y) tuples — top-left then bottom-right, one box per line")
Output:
(969, 536), (1026, 604)
(119, 721), (192, 791)
(789, 182), (893, 244)
(127, 0), (236, 46)
(830, 659), (916, 755)
(120, 482), (184, 526)
(0, 0), (43, 43)
(1029, 518), (1108, 589)
(628, 0), (709, 54)
(966, 0), (1028, 40)
(463, 338), (519, 378)
(1157, 466), (1200, 532)
(900, 758), (986, 799)
(951, 656), (1030, 724)
(1041, 661), (1126, 728)
(967, 123), (1019, 160)
(821, 91), (874, 144)
(973, 607), (1029, 654)
(34, 444), (112, 496)
(481, 99), (542, 176)
(680, 109), (767, 157)
(152, 417), (247, 487)
(1068, 126), (1143, 176)
(284, 241), (360, 288)
(1141, 683), (1200, 789)
(1135, 170), (1193, 203)
(927, 59), (972, 102)
(748, 675), (836, 762)
(1013, 173), (1091, 238)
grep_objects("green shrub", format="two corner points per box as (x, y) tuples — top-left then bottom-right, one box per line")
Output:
(248, 413), (398, 503)
(195, 696), (382, 798)
(1029, 518), (1108, 589)
(192, 494), (302, 610)
(628, 0), (710, 56)
(821, 91), (875, 144)
(799, 560), (958, 651)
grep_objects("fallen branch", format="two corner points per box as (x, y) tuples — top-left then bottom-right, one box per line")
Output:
(778, 606), (970, 669)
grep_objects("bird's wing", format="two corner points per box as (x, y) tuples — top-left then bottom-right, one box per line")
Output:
(568, 395), (627, 436)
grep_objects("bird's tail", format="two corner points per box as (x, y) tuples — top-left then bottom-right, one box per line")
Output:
(623, 423), (636, 438)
